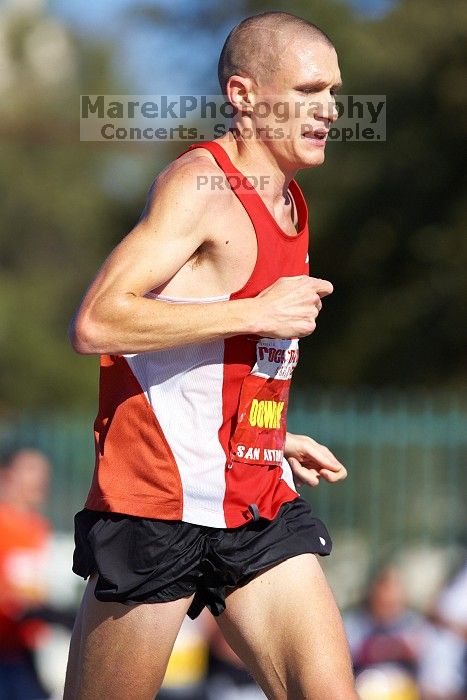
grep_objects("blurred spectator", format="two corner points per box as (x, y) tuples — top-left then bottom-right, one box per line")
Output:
(0, 448), (52, 699)
(419, 561), (467, 700)
(344, 565), (431, 700)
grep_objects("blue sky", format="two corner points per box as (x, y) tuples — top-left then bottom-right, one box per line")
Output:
(51, 0), (223, 92)
(50, 0), (397, 92)
(51, 0), (396, 28)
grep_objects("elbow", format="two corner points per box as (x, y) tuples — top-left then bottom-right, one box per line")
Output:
(69, 295), (134, 355)
(68, 312), (105, 355)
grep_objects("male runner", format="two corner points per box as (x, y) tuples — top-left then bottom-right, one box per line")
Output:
(65, 11), (357, 700)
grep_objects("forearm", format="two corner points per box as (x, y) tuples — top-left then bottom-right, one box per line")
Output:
(70, 294), (257, 355)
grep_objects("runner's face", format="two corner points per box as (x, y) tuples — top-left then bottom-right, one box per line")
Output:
(254, 41), (341, 170)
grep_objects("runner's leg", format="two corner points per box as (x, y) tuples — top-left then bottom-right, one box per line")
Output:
(216, 553), (357, 700)
(64, 575), (194, 700)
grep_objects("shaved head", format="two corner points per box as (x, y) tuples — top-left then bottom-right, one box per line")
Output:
(218, 11), (334, 95)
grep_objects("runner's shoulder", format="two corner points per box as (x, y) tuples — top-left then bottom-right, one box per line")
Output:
(148, 149), (229, 216)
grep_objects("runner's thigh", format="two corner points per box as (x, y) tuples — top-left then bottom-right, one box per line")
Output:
(216, 553), (357, 700)
(64, 575), (194, 700)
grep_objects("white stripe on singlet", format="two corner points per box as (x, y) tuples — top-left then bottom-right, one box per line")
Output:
(125, 292), (229, 526)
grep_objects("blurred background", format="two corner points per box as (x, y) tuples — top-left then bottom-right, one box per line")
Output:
(0, 0), (465, 697)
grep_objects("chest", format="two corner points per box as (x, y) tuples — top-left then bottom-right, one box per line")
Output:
(160, 189), (304, 299)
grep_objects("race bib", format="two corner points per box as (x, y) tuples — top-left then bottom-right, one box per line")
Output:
(229, 338), (299, 467)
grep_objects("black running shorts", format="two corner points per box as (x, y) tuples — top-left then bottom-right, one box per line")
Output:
(72, 497), (332, 619)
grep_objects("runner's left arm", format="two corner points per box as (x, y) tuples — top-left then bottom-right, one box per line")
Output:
(284, 432), (347, 487)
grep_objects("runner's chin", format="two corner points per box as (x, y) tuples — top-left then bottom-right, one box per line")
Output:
(299, 137), (326, 166)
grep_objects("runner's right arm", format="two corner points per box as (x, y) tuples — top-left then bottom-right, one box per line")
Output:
(70, 159), (332, 355)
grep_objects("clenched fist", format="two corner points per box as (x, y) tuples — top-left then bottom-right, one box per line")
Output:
(253, 275), (333, 339)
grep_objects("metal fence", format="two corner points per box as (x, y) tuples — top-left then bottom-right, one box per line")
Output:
(1, 388), (465, 563)
(289, 388), (466, 552)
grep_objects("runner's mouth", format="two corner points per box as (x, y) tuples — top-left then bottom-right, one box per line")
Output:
(301, 129), (328, 146)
